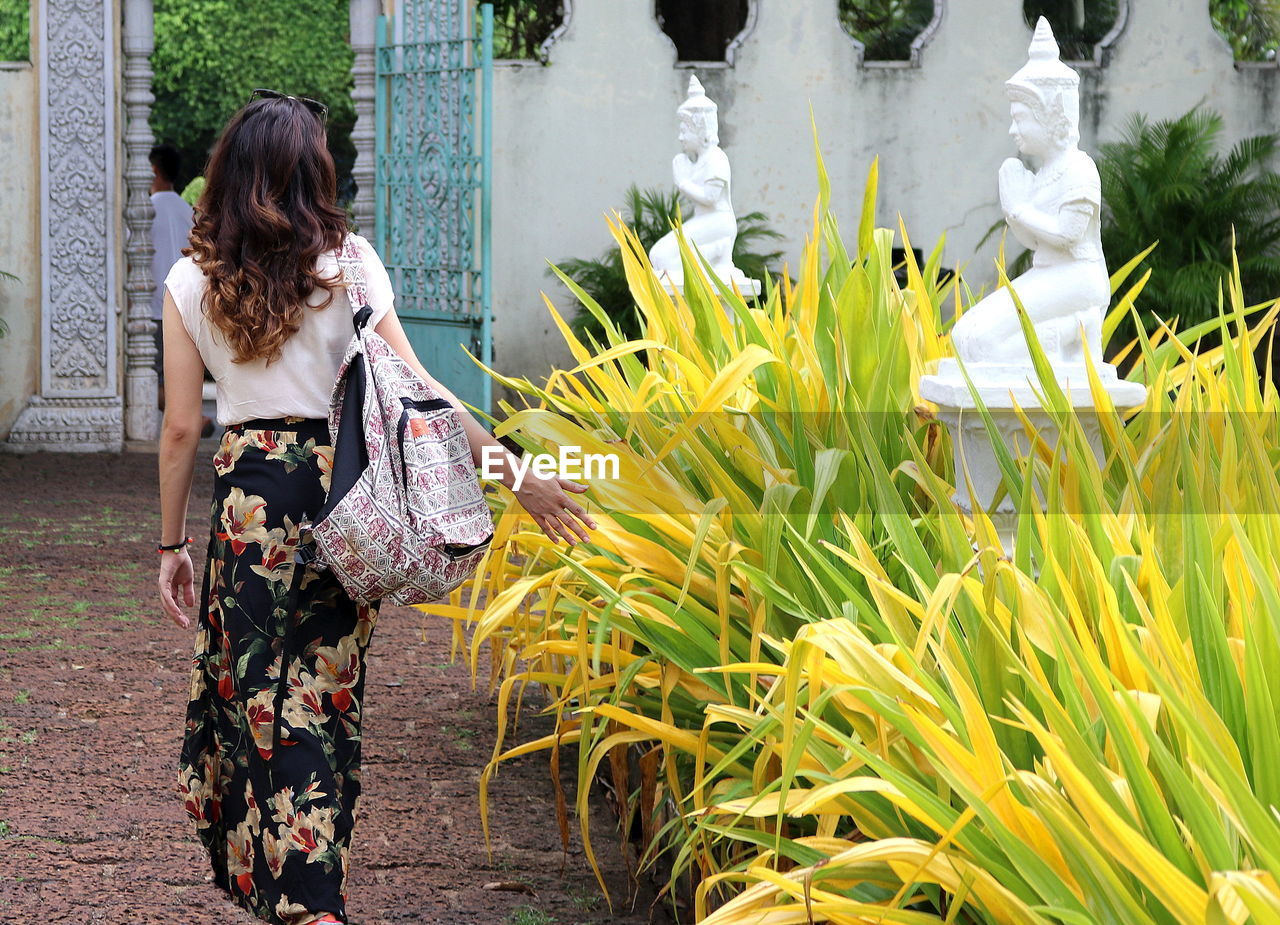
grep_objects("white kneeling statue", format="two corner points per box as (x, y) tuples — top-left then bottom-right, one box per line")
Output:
(920, 18), (1146, 544)
(953, 15), (1107, 366)
(649, 75), (760, 297)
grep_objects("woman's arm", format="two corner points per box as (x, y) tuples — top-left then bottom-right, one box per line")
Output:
(372, 309), (596, 545)
(157, 291), (204, 628)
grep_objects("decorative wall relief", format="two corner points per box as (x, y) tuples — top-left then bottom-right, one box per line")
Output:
(7, 0), (122, 452)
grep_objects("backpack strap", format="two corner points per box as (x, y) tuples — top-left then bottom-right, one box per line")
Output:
(336, 234), (374, 331)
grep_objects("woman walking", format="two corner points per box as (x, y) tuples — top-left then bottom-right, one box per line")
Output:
(156, 93), (594, 925)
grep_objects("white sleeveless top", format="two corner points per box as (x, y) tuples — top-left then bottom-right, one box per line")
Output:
(165, 233), (394, 425)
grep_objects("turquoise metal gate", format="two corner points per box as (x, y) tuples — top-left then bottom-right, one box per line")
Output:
(375, 1), (493, 411)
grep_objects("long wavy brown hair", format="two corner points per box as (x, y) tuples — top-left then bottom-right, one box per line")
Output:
(187, 97), (349, 363)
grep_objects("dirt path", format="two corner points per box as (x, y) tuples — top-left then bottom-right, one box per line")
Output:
(0, 449), (667, 924)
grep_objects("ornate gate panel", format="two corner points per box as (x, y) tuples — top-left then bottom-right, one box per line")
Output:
(376, 1), (492, 411)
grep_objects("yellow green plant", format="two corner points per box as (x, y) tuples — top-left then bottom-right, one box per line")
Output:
(426, 144), (1280, 924)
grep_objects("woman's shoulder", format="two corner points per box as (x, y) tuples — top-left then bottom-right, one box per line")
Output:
(324, 231), (380, 267)
(164, 255), (207, 299)
(338, 231), (395, 318)
(346, 231), (378, 257)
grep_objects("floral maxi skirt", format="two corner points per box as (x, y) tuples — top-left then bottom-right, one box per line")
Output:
(178, 418), (379, 925)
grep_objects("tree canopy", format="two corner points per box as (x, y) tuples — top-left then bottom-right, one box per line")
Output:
(151, 0), (355, 200)
(0, 0), (29, 62)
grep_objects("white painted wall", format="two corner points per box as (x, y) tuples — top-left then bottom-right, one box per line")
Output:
(0, 7), (39, 437)
(488, 0), (1280, 388)
(1, 0), (1274, 428)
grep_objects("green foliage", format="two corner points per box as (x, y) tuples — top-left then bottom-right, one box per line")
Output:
(0, 0), (27, 62)
(466, 149), (1280, 924)
(1029, 0), (1276, 61)
(1212, 0), (1280, 59)
(180, 176), (205, 208)
(837, 0), (935, 60)
(150, 0), (355, 200)
(485, 0), (564, 61)
(1023, 0), (1120, 59)
(555, 185), (784, 343)
(505, 907), (555, 925)
(1100, 107), (1280, 333)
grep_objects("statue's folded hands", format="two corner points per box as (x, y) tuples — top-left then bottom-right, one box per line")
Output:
(1008, 200), (1094, 256)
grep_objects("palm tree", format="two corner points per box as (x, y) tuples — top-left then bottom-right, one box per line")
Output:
(1099, 108), (1280, 341)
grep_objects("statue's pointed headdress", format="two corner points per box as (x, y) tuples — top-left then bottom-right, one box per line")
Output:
(678, 73), (718, 116)
(1005, 17), (1080, 142)
(1006, 17), (1078, 101)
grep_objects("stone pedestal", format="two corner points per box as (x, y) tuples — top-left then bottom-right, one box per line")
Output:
(920, 359), (1146, 547)
(656, 266), (762, 300)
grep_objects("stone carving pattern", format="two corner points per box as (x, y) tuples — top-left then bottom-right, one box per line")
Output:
(45, 0), (114, 395)
(124, 0), (158, 440)
(6, 397), (124, 452)
(7, 0), (122, 452)
(350, 0), (377, 237)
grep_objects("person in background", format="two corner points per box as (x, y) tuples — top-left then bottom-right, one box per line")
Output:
(150, 143), (213, 437)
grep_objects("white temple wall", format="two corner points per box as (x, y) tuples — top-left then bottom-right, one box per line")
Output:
(2, 0), (1276, 442)
(487, 0), (1280, 384)
(0, 10), (39, 438)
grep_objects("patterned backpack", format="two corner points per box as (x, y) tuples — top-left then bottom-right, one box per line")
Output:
(309, 236), (494, 605)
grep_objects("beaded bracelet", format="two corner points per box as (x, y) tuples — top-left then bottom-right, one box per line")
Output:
(158, 537), (193, 553)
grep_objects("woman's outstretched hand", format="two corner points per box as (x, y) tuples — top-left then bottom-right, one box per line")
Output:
(159, 549), (196, 629)
(513, 474), (597, 546)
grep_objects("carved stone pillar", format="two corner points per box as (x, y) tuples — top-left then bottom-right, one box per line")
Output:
(123, 0), (158, 441)
(8, 0), (123, 452)
(350, 0), (379, 238)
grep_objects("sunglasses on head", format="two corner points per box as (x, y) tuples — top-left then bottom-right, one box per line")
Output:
(248, 88), (328, 123)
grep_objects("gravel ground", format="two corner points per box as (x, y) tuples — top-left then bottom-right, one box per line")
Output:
(0, 448), (669, 924)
